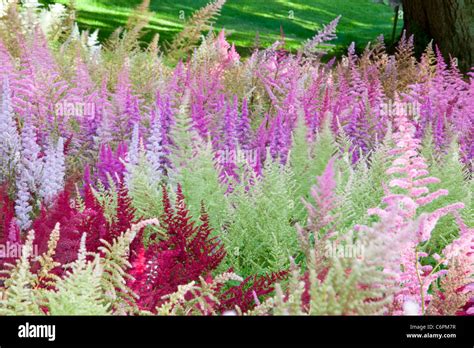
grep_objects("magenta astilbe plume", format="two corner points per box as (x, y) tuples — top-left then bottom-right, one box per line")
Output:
(237, 98), (252, 149)
(218, 96), (239, 181)
(95, 142), (128, 187)
(302, 71), (326, 140)
(190, 91), (209, 139)
(269, 112), (291, 165)
(222, 96), (238, 150)
(154, 91), (174, 147)
(252, 116), (270, 175)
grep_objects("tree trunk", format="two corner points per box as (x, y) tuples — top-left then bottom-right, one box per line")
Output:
(402, 0), (473, 72)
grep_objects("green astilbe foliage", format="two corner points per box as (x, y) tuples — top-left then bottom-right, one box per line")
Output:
(222, 159), (300, 276)
(46, 234), (110, 315)
(0, 231), (42, 315)
(98, 218), (161, 314)
(0, 218), (161, 315)
(254, 157), (397, 315)
(421, 138), (474, 254)
(101, 0), (154, 84)
(155, 272), (243, 316)
(290, 118), (338, 221)
(262, 225), (397, 315)
(178, 140), (229, 232)
(127, 152), (164, 221)
(92, 178), (118, 224)
(339, 128), (393, 229)
(169, 92), (199, 179)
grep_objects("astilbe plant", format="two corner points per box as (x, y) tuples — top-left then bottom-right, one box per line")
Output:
(0, 0), (472, 316)
(127, 185), (226, 312)
(356, 111), (468, 315)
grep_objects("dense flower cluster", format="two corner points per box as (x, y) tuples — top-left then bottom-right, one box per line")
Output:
(0, 1), (472, 316)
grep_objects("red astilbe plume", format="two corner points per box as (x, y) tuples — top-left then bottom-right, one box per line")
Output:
(217, 270), (288, 313)
(108, 182), (137, 240)
(0, 184), (21, 269)
(31, 190), (85, 268)
(0, 184), (15, 241)
(127, 185), (225, 312)
(30, 184), (137, 274)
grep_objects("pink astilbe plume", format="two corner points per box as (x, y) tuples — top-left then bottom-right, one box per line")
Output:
(302, 157), (338, 234)
(215, 30), (240, 68)
(432, 215), (474, 316)
(360, 111), (467, 314)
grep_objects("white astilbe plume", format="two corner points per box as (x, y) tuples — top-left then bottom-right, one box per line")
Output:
(15, 171), (32, 230)
(124, 123), (141, 189)
(0, 77), (20, 180)
(39, 137), (65, 204)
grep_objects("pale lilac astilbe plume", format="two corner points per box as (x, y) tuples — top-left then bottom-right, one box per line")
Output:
(123, 123), (141, 189)
(39, 137), (65, 204)
(0, 77), (21, 179)
(112, 64), (142, 140)
(359, 112), (466, 315)
(146, 118), (166, 183)
(15, 119), (43, 230)
(95, 77), (114, 146)
(15, 173), (32, 230)
(13, 31), (69, 140)
(302, 15), (341, 55)
(67, 52), (101, 148)
(151, 92), (174, 175)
